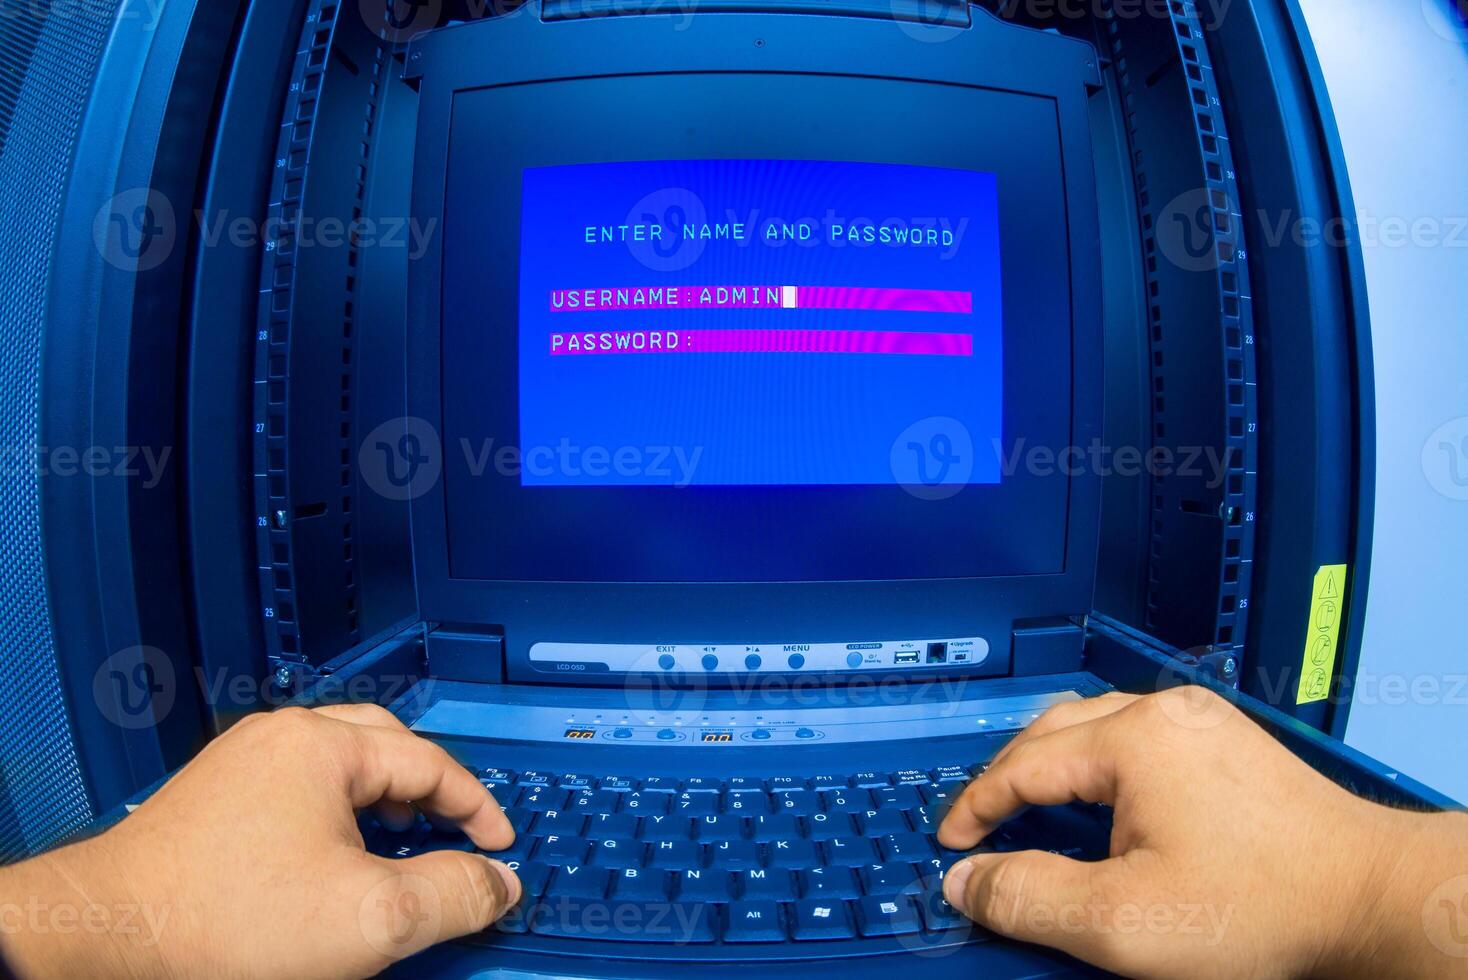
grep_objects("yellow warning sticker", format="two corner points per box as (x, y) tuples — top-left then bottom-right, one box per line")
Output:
(1296, 564), (1348, 704)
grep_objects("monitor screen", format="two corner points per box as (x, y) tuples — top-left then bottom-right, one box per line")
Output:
(437, 72), (1074, 585)
(516, 159), (1003, 489)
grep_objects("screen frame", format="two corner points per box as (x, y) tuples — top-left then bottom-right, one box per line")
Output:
(403, 9), (1103, 676)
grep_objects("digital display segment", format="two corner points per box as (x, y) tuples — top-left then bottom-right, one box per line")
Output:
(700, 731), (734, 743)
(562, 729), (597, 740)
(517, 159), (1003, 488)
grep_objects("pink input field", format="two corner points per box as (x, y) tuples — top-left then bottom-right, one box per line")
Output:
(548, 329), (974, 356)
(548, 285), (972, 313)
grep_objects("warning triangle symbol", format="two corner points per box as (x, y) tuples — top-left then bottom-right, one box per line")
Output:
(1320, 573), (1339, 599)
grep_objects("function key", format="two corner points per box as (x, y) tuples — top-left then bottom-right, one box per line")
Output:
(893, 769), (934, 786)
(682, 776), (721, 793)
(478, 768), (515, 785)
(768, 776), (806, 791)
(851, 772), (890, 789)
(517, 771), (554, 787)
(933, 766), (970, 784)
(557, 774), (593, 789)
(726, 776), (765, 792)
(600, 776), (638, 791)
(810, 775), (848, 791)
(639, 776), (679, 793)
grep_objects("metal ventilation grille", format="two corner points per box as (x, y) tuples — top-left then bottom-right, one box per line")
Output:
(0, 0), (121, 860)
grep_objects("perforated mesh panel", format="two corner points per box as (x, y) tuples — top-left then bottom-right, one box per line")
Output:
(0, 0), (122, 862)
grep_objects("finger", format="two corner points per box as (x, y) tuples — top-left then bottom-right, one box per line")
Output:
(314, 702), (411, 732)
(938, 720), (1118, 850)
(362, 853), (520, 960)
(943, 850), (1140, 969)
(371, 800), (417, 833)
(330, 721), (513, 850)
(987, 692), (1137, 771)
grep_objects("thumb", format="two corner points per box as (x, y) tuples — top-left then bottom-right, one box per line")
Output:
(945, 850), (1133, 968)
(359, 852), (521, 962)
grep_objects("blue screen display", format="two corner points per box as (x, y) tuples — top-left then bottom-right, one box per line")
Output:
(517, 159), (1003, 488)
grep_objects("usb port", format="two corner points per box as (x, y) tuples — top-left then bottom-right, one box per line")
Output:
(926, 642), (948, 664)
(894, 651), (920, 665)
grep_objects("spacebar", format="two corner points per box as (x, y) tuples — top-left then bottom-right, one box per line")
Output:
(528, 899), (718, 943)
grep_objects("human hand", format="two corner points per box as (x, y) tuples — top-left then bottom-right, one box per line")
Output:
(0, 704), (520, 979)
(938, 687), (1468, 978)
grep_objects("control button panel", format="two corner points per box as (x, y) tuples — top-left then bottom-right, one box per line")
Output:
(528, 636), (990, 675)
(412, 691), (1083, 747)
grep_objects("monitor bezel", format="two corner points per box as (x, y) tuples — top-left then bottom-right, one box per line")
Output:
(404, 9), (1103, 678)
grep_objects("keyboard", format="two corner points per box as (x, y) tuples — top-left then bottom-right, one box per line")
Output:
(364, 765), (1111, 952)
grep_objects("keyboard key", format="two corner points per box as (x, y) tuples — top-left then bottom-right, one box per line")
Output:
(673, 792), (719, 816)
(855, 809), (909, 837)
(536, 836), (589, 865)
(484, 835), (534, 863)
(810, 775), (847, 791)
(880, 833), (936, 862)
(851, 772), (889, 789)
(588, 837), (643, 870)
(501, 807), (534, 835)
(909, 806), (940, 834)
(873, 786), (924, 809)
(772, 790), (821, 816)
(768, 776), (805, 791)
(860, 862), (920, 894)
(708, 839), (762, 870)
(503, 860), (552, 898)
(557, 774), (594, 789)
(723, 792), (771, 816)
(517, 771), (554, 787)
(647, 840), (702, 870)
(677, 868), (734, 902)
(599, 776), (637, 791)
(528, 899), (716, 943)
(739, 868), (796, 901)
(933, 766), (970, 784)
(913, 890), (981, 936)
(570, 790), (622, 815)
(725, 901), (785, 943)
(792, 899), (855, 941)
(620, 792), (669, 816)
(681, 776), (720, 793)
(856, 895), (922, 937)
(805, 813), (854, 840)
(519, 788), (570, 813)
(488, 785), (520, 808)
(750, 814), (801, 842)
(493, 903), (531, 935)
(820, 791), (869, 814)
(639, 776), (679, 793)
(545, 865), (610, 900)
(799, 866), (860, 899)
(531, 811), (585, 837)
(893, 769), (933, 786)
(586, 812), (638, 839)
(479, 768), (515, 784)
(695, 814), (746, 842)
(765, 838), (819, 868)
(641, 815), (694, 841)
(822, 837), (877, 867)
(725, 776), (765, 792)
(613, 867), (669, 900)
